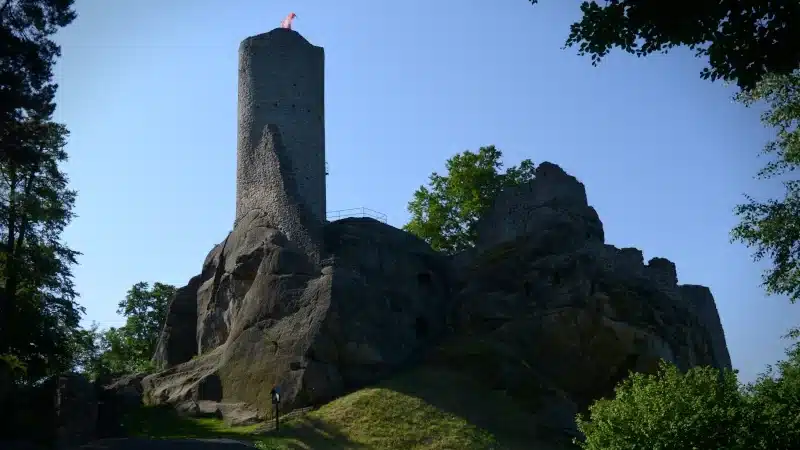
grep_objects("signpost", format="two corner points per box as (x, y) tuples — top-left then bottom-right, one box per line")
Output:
(270, 386), (281, 431)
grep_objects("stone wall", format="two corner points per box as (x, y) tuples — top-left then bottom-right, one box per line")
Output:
(473, 161), (732, 371)
(235, 28), (326, 264)
(679, 284), (733, 369)
(475, 162), (605, 252)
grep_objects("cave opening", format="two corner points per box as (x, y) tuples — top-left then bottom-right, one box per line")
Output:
(414, 316), (429, 340)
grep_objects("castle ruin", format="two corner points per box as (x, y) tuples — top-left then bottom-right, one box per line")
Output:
(235, 28), (326, 264)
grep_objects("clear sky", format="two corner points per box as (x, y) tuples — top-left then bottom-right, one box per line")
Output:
(53, 0), (798, 383)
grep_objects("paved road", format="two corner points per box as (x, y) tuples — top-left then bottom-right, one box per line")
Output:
(73, 438), (258, 449)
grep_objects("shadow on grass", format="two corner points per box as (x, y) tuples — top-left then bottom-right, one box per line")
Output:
(265, 416), (368, 449)
(122, 405), (363, 450)
(382, 354), (577, 450)
(122, 406), (250, 440)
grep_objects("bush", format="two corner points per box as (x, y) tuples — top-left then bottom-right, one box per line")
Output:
(742, 342), (800, 449)
(576, 346), (800, 449)
(576, 361), (748, 450)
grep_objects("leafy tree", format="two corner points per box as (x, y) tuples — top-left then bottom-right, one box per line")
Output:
(404, 146), (535, 254)
(576, 346), (800, 450)
(1, 0), (77, 164)
(575, 361), (750, 450)
(96, 282), (175, 374)
(70, 322), (105, 379)
(731, 71), (800, 305)
(528, 0), (800, 90)
(744, 341), (800, 449)
(0, 0), (82, 382)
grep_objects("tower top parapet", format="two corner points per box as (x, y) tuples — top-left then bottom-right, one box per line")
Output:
(240, 28), (319, 51)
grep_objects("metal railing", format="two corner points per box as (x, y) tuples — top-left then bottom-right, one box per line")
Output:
(326, 207), (387, 223)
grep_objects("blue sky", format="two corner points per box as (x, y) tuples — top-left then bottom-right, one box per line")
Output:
(53, 0), (797, 383)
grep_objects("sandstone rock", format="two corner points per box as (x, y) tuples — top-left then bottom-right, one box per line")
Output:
(145, 160), (731, 445)
(145, 212), (452, 418)
(0, 373), (101, 448)
(475, 161), (604, 252)
(55, 373), (98, 448)
(173, 400), (261, 427)
(446, 161), (732, 411)
(95, 372), (149, 438)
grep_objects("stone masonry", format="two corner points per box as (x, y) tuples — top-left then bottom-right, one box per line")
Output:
(235, 28), (326, 264)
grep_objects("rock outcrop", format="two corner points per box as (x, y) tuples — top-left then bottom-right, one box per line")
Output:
(0, 372), (99, 449)
(144, 161), (731, 439)
(145, 209), (452, 421)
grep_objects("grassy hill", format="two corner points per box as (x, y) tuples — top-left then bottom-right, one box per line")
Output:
(123, 367), (574, 449)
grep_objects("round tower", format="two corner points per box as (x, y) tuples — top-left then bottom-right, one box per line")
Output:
(235, 28), (325, 262)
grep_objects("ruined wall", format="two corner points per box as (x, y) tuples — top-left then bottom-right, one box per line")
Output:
(475, 161), (605, 251)
(235, 28), (325, 263)
(679, 284), (733, 369)
(473, 161), (732, 370)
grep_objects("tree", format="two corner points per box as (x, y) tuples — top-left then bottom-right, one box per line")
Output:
(403, 146), (535, 254)
(95, 282), (175, 374)
(731, 71), (800, 305)
(576, 344), (800, 450)
(528, 0), (800, 90)
(744, 341), (800, 449)
(0, 0), (81, 382)
(576, 361), (749, 449)
(70, 322), (105, 379)
(0, 0), (77, 164)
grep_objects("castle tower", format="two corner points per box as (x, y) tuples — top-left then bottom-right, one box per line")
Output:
(235, 28), (325, 263)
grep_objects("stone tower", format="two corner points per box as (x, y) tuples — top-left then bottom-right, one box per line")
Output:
(235, 28), (325, 264)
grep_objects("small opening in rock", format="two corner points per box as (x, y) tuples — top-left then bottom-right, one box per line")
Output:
(417, 272), (432, 286)
(589, 282), (596, 296)
(552, 272), (561, 286)
(415, 316), (429, 339)
(523, 281), (532, 297)
(197, 374), (223, 401)
(273, 102), (278, 107)
(291, 104), (296, 108)
(289, 361), (302, 371)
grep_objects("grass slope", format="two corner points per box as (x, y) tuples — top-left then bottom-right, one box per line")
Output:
(124, 367), (566, 449)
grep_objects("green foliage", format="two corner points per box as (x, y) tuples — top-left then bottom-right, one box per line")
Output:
(0, 0), (81, 383)
(576, 361), (748, 449)
(0, 0), (77, 143)
(742, 341), (800, 449)
(69, 322), (106, 379)
(731, 71), (800, 303)
(577, 346), (800, 450)
(403, 146), (535, 254)
(528, 0), (800, 90)
(73, 282), (176, 376)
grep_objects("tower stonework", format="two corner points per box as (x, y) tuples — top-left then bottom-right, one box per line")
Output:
(235, 28), (325, 264)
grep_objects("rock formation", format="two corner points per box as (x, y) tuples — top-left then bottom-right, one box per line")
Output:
(0, 372), (99, 449)
(434, 162), (731, 437)
(144, 159), (731, 439)
(146, 208), (453, 419)
(141, 27), (731, 444)
(236, 29), (326, 264)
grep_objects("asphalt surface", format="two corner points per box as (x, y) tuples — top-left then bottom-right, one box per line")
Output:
(73, 438), (258, 449)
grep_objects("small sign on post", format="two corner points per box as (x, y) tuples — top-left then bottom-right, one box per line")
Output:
(270, 385), (281, 431)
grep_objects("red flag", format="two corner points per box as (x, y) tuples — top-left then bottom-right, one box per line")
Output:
(280, 12), (296, 30)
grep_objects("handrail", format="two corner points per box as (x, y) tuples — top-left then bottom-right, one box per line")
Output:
(326, 207), (387, 223)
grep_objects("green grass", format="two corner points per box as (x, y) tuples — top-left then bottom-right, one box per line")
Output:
(123, 367), (564, 449)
